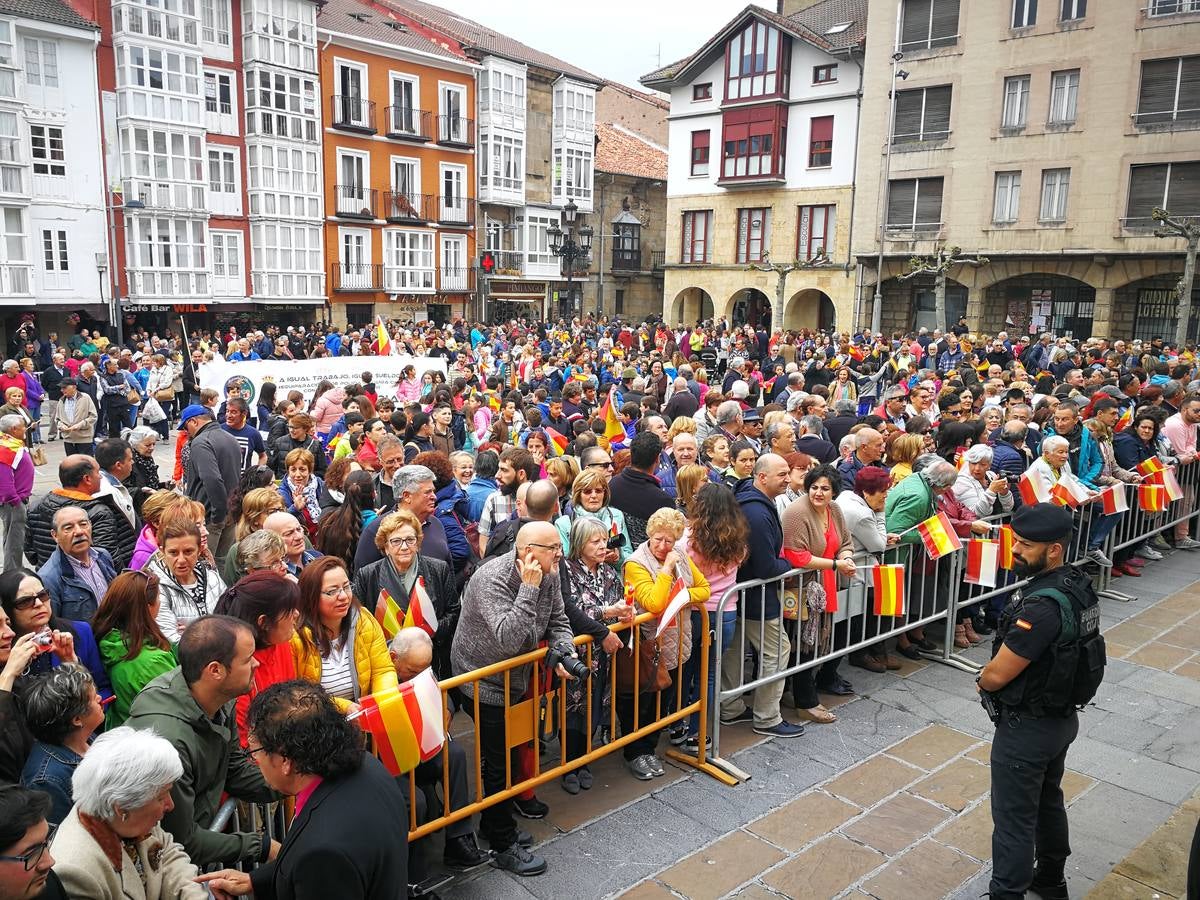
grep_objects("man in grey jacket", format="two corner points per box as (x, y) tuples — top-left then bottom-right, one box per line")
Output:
(180, 404), (241, 556)
(450, 520), (574, 878)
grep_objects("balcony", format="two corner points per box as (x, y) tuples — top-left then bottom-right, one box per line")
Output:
(491, 250), (525, 277)
(383, 191), (432, 223)
(331, 95), (376, 134)
(437, 195), (475, 226)
(332, 263), (383, 292)
(383, 267), (435, 293)
(121, 179), (206, 212)
(385, 107), (431, 142)
(439, 266), (473, 292)
(127, 270), (209, 297)
(612, 248), (642, 271)
(334, 185), (377, 219)
(436, 115), (474, 147)
(650, 250), (665, 272)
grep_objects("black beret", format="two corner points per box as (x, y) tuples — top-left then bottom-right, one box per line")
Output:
(1010, 503), (1073, 543)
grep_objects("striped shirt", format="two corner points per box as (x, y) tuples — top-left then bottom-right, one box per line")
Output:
(320, 638), (356, 700)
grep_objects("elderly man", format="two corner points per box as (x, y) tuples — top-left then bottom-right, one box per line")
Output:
(52, 378), (97, 456)
(836, 428), (888, 490)
(658, 432), (699, 498)
(41, 353), (68, 441)
(714, 399), (743, 443)
(263, 511), (322, 576)
(179, 404), (241, 557)
(663, 377), (699, 421)
(450, 520), (575, 877)
(795, 415), (838, 464)
(0, 414), (33, 571)
(354, 464), (451, 570)
(25, 454), (134, 569)
(389, 628), (489, 876)
(36, 507), (116, 620)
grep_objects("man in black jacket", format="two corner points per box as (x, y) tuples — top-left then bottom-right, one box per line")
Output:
(180, 405), (241, 556)
(40, 353), (67, 442)
(25, 455), (136, 569)
(608, 432), (673, 548)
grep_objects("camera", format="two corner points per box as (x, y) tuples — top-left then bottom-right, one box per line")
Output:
(545, 642), (590, 681)
(33, 628), (54, 649)
(605, 533), (624, 551)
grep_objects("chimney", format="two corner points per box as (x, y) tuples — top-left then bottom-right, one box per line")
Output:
(778, 0), (825, 14)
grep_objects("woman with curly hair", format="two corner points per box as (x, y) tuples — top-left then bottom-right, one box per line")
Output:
(315, 470), (377, 573)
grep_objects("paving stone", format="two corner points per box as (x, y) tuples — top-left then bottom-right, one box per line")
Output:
(657, 831), (785, 899)
(727, 884), (786, 900)
(1068, 735), (1200, 806)
(441, 870), (541, 900)
(909, 757), (990, 812)
(1143, 716), (1200, 774)
(866, 682), (995, 741)
(824, 754), (924, 808)
(1176, 660), (1200, 682)
(538, 751), (686, 833)
(760, 834), (885, 898)
(964, 743), (991, 765)
(887, 724), (980, 771)
(615, 882), (678, 900)
(1120, 666), (1200, 710)
(1080, 709), (1168, 754)
(1157, 591), (1200, 613)
(1127, 605), (1189, 630)
(948, 868), (993, 900)
(841, 792), (951, 856)
(1101, 620), (1162, 648)
(1066, 783), (1177, 882)
(814, 697), (937, 753)
(1112, 801), (1197, 898)
(1105, 642), (1132, 660)
(1062, 769), (1098, 804)
(861, 839), (981, 900)
(1126, 641), (1196, 672)
(933, 799), (993, 861)
(1160, 622), (1200, 649)
(1084, 871), (1169, 899)
(745, 790), (859, 852)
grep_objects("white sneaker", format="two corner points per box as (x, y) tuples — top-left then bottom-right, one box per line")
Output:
(1136, 543), (1164, 561)
(1085, 549), (1113, 567)
(1175, 537), (1200, 550)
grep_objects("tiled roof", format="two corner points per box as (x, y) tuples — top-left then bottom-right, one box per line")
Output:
(595, 122), (667, 181)
(640, 56), (691, 85)
(601, 80), (670, 111)
(0, 0), (97, 31)
(789, 0), (868, 51)
(376, 0), (602, 83)
(317, 0), (469, 63)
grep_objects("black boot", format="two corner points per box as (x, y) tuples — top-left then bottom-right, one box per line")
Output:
(1029, 860), (1068, 900)
(443, 833), (489, 870)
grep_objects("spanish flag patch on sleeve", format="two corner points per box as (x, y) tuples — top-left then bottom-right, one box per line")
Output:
(1015, 618), (1033, 631)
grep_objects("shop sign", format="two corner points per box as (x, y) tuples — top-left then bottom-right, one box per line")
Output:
(124, 304), (171, 313)
(173, 304), (209, 313)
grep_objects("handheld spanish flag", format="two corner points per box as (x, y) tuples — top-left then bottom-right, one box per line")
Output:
(654, 578), (692, 639)
(402, 578), (438, 636)
(1146, 466), (1183, 502)
(964, 539), (1000, 588)
(1138, 484), (1168, 512)
(954, 446), (968, 472)
(915, 511), (963, 560)
(544, 426), (569, 457)
(375, 317), (392, 356)
(600, 386), (626, 445)
(998, 524), (1015, 569)
(848, 345), (866, 363)
(374, 589), (403, 641)
(1100, 484), (1128, 516)
(1136, 457), (1165, 478)
(1018, 470), (1051, 506)
(872, 564), (905, 616)
(1049, 477), (1090, 509)
(1114, 406), (1133, 433)
(356, 670), (445, 775)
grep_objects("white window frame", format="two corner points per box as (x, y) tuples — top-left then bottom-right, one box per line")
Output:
(1002, 75), (1030, 128)
(125, 216), (209, 297)
(246, 142), (321, 219)
(1060, 0), (1086, 21)
(0, 206), (30, 295)
(1039, 168), (1070, 222)
(41, 228), (69, 291)
(441, 233), (466, 291)
(121, 126), (206, 210)
(199, 0), (232, 57)
(993, 171), (1021, 223)
(0, 23), (15, 101)
(112, 0), (198, 47)
(116, 43), (203, 126)
(1049, 69), (1079, 124)
(210, 229), (243, 296)
(30, 125), (65, 177)
(206, 145), (241, 215)
(335, 58), (370, 128)
(390, 155), (420, 200)
(552, 143), (593, 207)
(388, 73), (420, 135)
(480, 61), (525, 125)
(245, 69), (318, 143)
(338, 226), (372, 289)
(241, 0), (317, 72)
(517, 208), (561, 277)
(23, 38), (58, 87)
(439, 162), (467, 221)
(438, 81), (467, 143)
(1012, 0), (1037, 28)
(204, 70), (234, 115)
(383, 228), (435, 293)
(480, 128), (524, 200)
(249, 220), (324, 299)
(336, 148), (369, 210)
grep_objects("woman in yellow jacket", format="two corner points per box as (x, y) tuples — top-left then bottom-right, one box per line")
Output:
(291, 556), (396, 713)
(620, 507), (710, 781)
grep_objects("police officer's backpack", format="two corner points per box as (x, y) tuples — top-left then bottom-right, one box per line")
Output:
(1036, 583), (1107, 712)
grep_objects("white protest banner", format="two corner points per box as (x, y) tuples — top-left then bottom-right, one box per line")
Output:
(200, 355), (447, 405)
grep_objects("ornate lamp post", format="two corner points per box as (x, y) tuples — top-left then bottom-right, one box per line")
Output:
(547, 200), (593, 322)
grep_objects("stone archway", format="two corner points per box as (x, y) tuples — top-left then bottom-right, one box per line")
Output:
(729, 288), (771, 329)
(670, 287), (715, 326)
(785, 288), (837, 332)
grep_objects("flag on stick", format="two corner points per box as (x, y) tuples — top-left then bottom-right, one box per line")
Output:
(1114, 407), (1133, 432)
(915, 511), (963, 560)
(402, 578), (438, 636)
(357, 684), (421, 774)
(654, 578), (692, 639)
(1019, 470), (1051, 505)
(400, 668), (445, 762)
(599, 386), (626, 445)
(544, 427), (569, 456)
(1146, 467), (1183, 502)
(374, 589), (403, 641)
(1138, 484), (1168, 512)
(1100, 484), (1128, 516)
(1049, 477), (1090, 509)
(998, 524), (1015, 569)
(964, 539), (1000, 588)
(1136, 457), (1165, 478)
(872, 564), (905, 616)
(375, 316), (392, 356)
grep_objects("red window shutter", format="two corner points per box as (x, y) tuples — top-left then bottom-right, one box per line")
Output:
(810, 116), (833, 144)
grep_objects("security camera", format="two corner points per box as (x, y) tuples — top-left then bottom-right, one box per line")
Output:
(897, 70), (910, 80)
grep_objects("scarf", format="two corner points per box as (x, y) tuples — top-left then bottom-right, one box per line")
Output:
(0, 433), (24, 469)
(288, 475), (321, 529)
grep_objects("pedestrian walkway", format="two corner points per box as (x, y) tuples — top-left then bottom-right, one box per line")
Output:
(441, 549), (1200, 900)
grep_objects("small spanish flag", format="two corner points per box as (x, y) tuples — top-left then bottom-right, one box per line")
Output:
(402, 577), (438, 636)
(998, 524), (1015, 569)
(1100, 484), (1128, 515)
(609, 517), (620, 541)
(872, 564), (905, 617)
(375, 316), (392, 356)
(916, 511), (963, 560)
(357, 670), (445, 775)
(1019, 470), (1051, 505)
(1050, 478), (1089, 508)
(954, 446), (968, 471)
(1138, 484), (1168, 512)
(849, 345), (866, 362)
(1146, 466), (1183, 502)
(544, 426), (569, 456)
(1114, 407), (1133, 433)
(374, 589), (403, 641)
(1136, 457), (1165, 477)
(600, 386), (626, 445)
(964, 539), (1000, 588)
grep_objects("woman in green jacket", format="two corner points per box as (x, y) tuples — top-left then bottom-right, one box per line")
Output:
(91, 570), (176, 727)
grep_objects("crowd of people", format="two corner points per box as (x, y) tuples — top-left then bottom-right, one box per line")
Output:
(0, 314), (1198, 899)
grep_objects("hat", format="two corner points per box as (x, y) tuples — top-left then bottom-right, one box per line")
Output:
(1096, 385), (1128, 402)
(178, 404), (211, 427)
(622, 367), (636, 380)
(1010, 503), (1073, 543)
(742, 408), (762, 423)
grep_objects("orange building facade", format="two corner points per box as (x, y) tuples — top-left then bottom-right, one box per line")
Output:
(317, 0), (476, 328)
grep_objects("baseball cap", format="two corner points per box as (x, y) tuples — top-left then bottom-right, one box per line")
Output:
(178, 404), (211, 427)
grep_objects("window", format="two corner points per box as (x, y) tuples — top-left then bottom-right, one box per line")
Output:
(441, 234), (467, 290)
(249, 221), (323, 299)
(481, 64), (525, 115)
(0, 111), (20, 193)
(384, 229), (435, 291)
(388, 75), (419, 134)
(41, 229), (67, 271)
(693, 83), (712, 100)
(725, 19), (789, 100)
(1012, 0), (1037, 28)
(30, 126), (65, 176)
(336, 62), (369, 128)
(518, 210), (561, 273)
(440, 82), (468, 143)
(1147, 0), (1200, 14)
(0, 23), (14, 99)
(200, 0), (231, 49)
(126, 217), (209, 296)
(1002, 75), (1030, 128)
(736, 208), (770, 263)
(886, 177), (944, 230)
(808, 116), (833, 167)
(241, 0), (317, 72)
(690, 131), (709, 176)
(899, 0), (960, 51)
(813, 64), (837, 84)
(1136, 57), (1200, 125)
(993, 171), (1021, 223)
(207, 147), (236, 194)
(391, 157), (418, 200)
(1125, 162), (1200, 225)
(681, 210), (712, 263)
(211, 230), (242, 296)
(721, 104), (786, 180)
(116, 43), (203, 125)
(246, 70), (318, 142)
(553, 144), (593, 204)
(112, 0), (198, 46)
(892, 86), (952, 143)
(121, 127), (205, 209)
(1049, 70), (1079, 124)
(440, 163), (467, 220)
(1060, 0), (1086, 20)
(612, 221), (640, 269)
(246, 143), (321, 219)
(1039, 168), (1070, 221)
(480, 130), (523, 196)
(798, 205), (835, 260)
(553, 82), (594, 137)
(0, 207), (29, 294)
(24, 39), (58, 87)
(615, 288), (625, 314)
(205, 71), (233, 114)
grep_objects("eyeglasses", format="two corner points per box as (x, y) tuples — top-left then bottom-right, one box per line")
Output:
(942, 409), (961, 418)
(0, 824), (56, 871)
(587, 461), (614, 470)
(386, 536), (419, 549)
(245, 745), (265, 758)
(525, 542), (563, 554)
(13, 589), (50, 611)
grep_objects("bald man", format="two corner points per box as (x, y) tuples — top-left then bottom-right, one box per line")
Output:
(483, 479), (560, 561)
(450, 517), (574, 877)
(263, 511), (322, 576)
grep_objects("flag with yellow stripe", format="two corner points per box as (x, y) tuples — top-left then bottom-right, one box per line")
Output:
(872, 564), (905, 617)
(916, 511), (963, 560)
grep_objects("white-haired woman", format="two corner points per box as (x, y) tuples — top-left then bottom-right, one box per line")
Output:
(952, 443), (1014, 518)
(50, 726), (206, 899)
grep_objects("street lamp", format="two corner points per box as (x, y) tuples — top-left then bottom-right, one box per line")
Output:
(547, 199), (593, 321)
(102, 195), (145, 349)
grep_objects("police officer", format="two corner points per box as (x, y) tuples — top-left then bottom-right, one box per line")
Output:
(978, 503), (1104, 900)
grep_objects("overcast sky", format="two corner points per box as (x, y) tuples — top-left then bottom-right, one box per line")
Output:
(431, 0), (752, 90)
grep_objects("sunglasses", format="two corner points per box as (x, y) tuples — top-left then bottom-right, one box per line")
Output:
(12, 589), (50, 611)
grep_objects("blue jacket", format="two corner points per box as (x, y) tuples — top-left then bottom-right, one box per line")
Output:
(464, 476), (497, 522)
(279, 476), (325, 519)
(937, 349), (964, 371)
(1043, 423), (1103, 489)
(1114, 431), (1158, 471)
(991, 441), (1028, 480)
(734, 481), (792, 620)
(435, 481), (472, 569)
(20, 742), (82, 825)
(38, 547), (117, 621)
